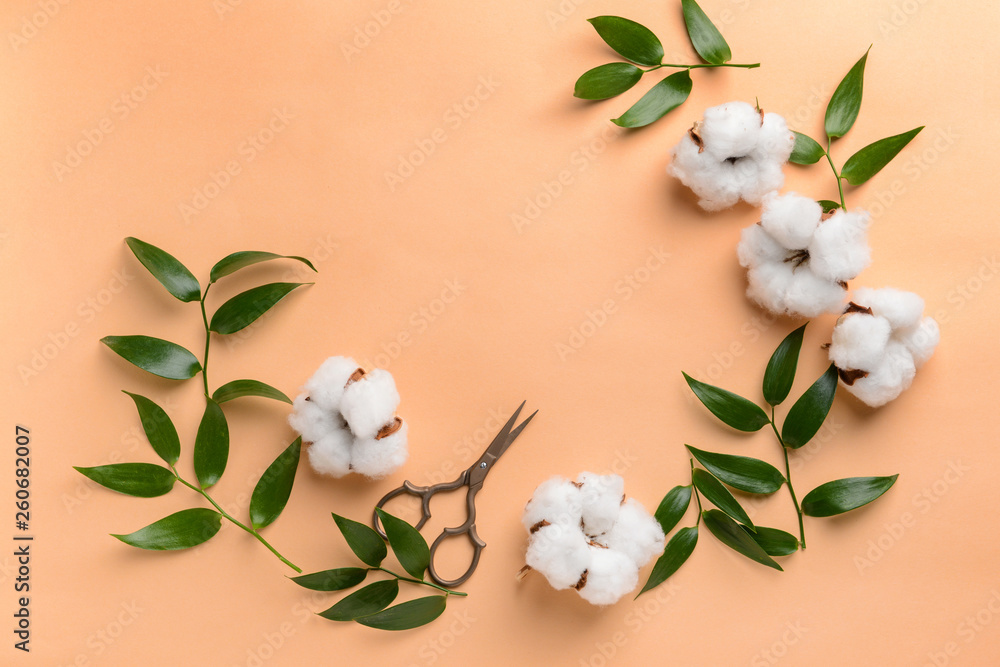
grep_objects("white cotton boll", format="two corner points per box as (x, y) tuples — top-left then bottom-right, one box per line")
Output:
(603, 499), (664, 568)
(577, 473), (625, 537)
(700, 101), (761, 162)
(900, 317), (940, 368)
(741, 160), (785, 206)
(522, 477), (584, 531)
(783, 268), (847, 317)
(668, 137), (743, 212)
(844, 341), (917, 407)
(303, 356), (359, 411)
(350, 419), (409, 479)
(526, 523), (592, 590)
(829, 313), (892, 371)
(306, 427), (354, 478)
(288, 393), (342, 443)
(577, 547), (639, 606)
(340, 369), (400, 439)
(737, 224), (786, 268)
(759, 192), (821, 250)
(808, 210), (871, 282)
(753, 113), (795, 162)
(853, 287), (925, 331)
(746, 262), (797, 315)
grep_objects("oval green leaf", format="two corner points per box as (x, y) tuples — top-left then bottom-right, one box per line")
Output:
(789, 132), (826, 165)
(637, 525), (698, 598)
(112, 508), (222, 550)
(692, 468), (755, 530)
(318, 579), (399, 622)
(194, 399), (229, 489)
(356, 595), (447, 631)
(654, 485), (692, 535)
(209, 282), (310, 335)
(612, 70), (692, 128)
(125, 237), (201, 303)
(840, 127), (924, 185)
(290, 567), (368, 592)
(332, 513), (387, 567)
(249, 437), (301, 530)
(123, 391), (180, 465)
(686, 445), (784, 495)
(209, 251), (317, 284)
(740, 525), (798, 556)
(212, 379), (292, 404)
(802, 475), (899, 517)
(681, 0), (731, 64)
(682, 372), (770, 432)
(574, 62), (643, 100)
(763, 323), (807, 406)
(74, 463), (176, 498)
(825, 48), (869, 139)
(702, 509), (781, 571)
(587, 16), (664, 67)
(781, 364), (838, 449)
(376, 508), (430, 579)
(102, 335), (201, 380)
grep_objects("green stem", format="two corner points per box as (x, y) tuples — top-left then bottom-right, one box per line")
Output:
(173, 469), (302, 572)
(376, 566), (468, 597)
(689, 459), (704, 525)
(825, 137), (846, 209)
(770, 407), (806, 549)
(644, 61), (760, 72)
(199, 284), (212, 397)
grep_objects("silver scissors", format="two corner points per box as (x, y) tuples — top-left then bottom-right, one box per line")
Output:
(372, 401), (537, 587)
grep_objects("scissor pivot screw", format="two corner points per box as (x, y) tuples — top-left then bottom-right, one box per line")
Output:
(479, 462), (487, 469)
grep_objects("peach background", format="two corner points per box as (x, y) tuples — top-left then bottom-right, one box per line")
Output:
(2, 0), (999, 665)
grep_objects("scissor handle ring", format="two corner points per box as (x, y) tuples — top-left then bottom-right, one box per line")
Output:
(373, 480), (433, 538)
(428, 524), (486, 588)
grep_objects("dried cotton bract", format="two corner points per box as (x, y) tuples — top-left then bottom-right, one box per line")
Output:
(288, 356), (408, 479)
(522, 473), (664, 606)
(668, 101), (795, 211)
(828, 288), (940, 407)
(737, 192), (872, 318)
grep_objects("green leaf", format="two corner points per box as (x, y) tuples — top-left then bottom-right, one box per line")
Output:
(686, 446), (784, 495)
(840, 127), (924, 185)
(681, 0), (731, 64)
(611, 70), (692, 128)
(740, 525), (799, 556)
(318, 579), (399, 622)
(376, 508), (430, 579)
(74, 463), (176, 498)
(574, 62), (643, 100)
(682, 372), (770, 432)
(654, 485), (692, 535)
(111, 508), (222, 550)
(702, 509), (782, 571)
(637, 526), (698, 598)
(290, 568), (368, 592)
(789, 131), (826, 165)
(125, 237), (201, 303)
(825, 48), (869, 139)
(101, 335), (201, 380)
(692, 468), (754, 530)
(249, 437), (301, 530)
(802, 475), (899, 517)
(209, 282), (310, 335)
(356, 596), (448, 631)
(123, 392), (180, 465)
(763, 323), (807, 406)
(587, 16), (664, 67)
(332, 513), (387, 567)
(818, 200), (841, 213)
(193, 399), (229, 489)
(209, 251), (317, 284)
(781, 364), (838, 449)
(212, 379), (292, 405)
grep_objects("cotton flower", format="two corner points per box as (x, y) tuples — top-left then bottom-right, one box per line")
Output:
(828, 288), (940, 407)
(522, 473), (664, 606)
(288, 356), (407, 479)
(668, 101), (795, 211)
(737, 192), (872, 317)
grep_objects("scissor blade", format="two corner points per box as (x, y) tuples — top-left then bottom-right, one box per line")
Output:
(486, 403), (536, 459)
(489, 400), (525, 450)
(494, 409), (536, 458)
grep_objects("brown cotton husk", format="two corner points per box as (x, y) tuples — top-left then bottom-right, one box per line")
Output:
(375, 416), (402, 440)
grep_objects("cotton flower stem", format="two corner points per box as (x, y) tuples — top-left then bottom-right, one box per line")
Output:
(770, 407), (806, 549)
(825, 137), (847, 210)
(375, 566), (468, 597)
(171, 468), (303, 572)
(199, 284), (212, 397)
(643, 62), (760, 72)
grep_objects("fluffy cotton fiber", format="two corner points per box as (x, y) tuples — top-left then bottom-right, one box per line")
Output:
(828, 288), (940, 407)
(288, 356), (408, 479)
(668, 101), (795, 211)
(522, 473), (664, 606)
(737, 192), (872, 318)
